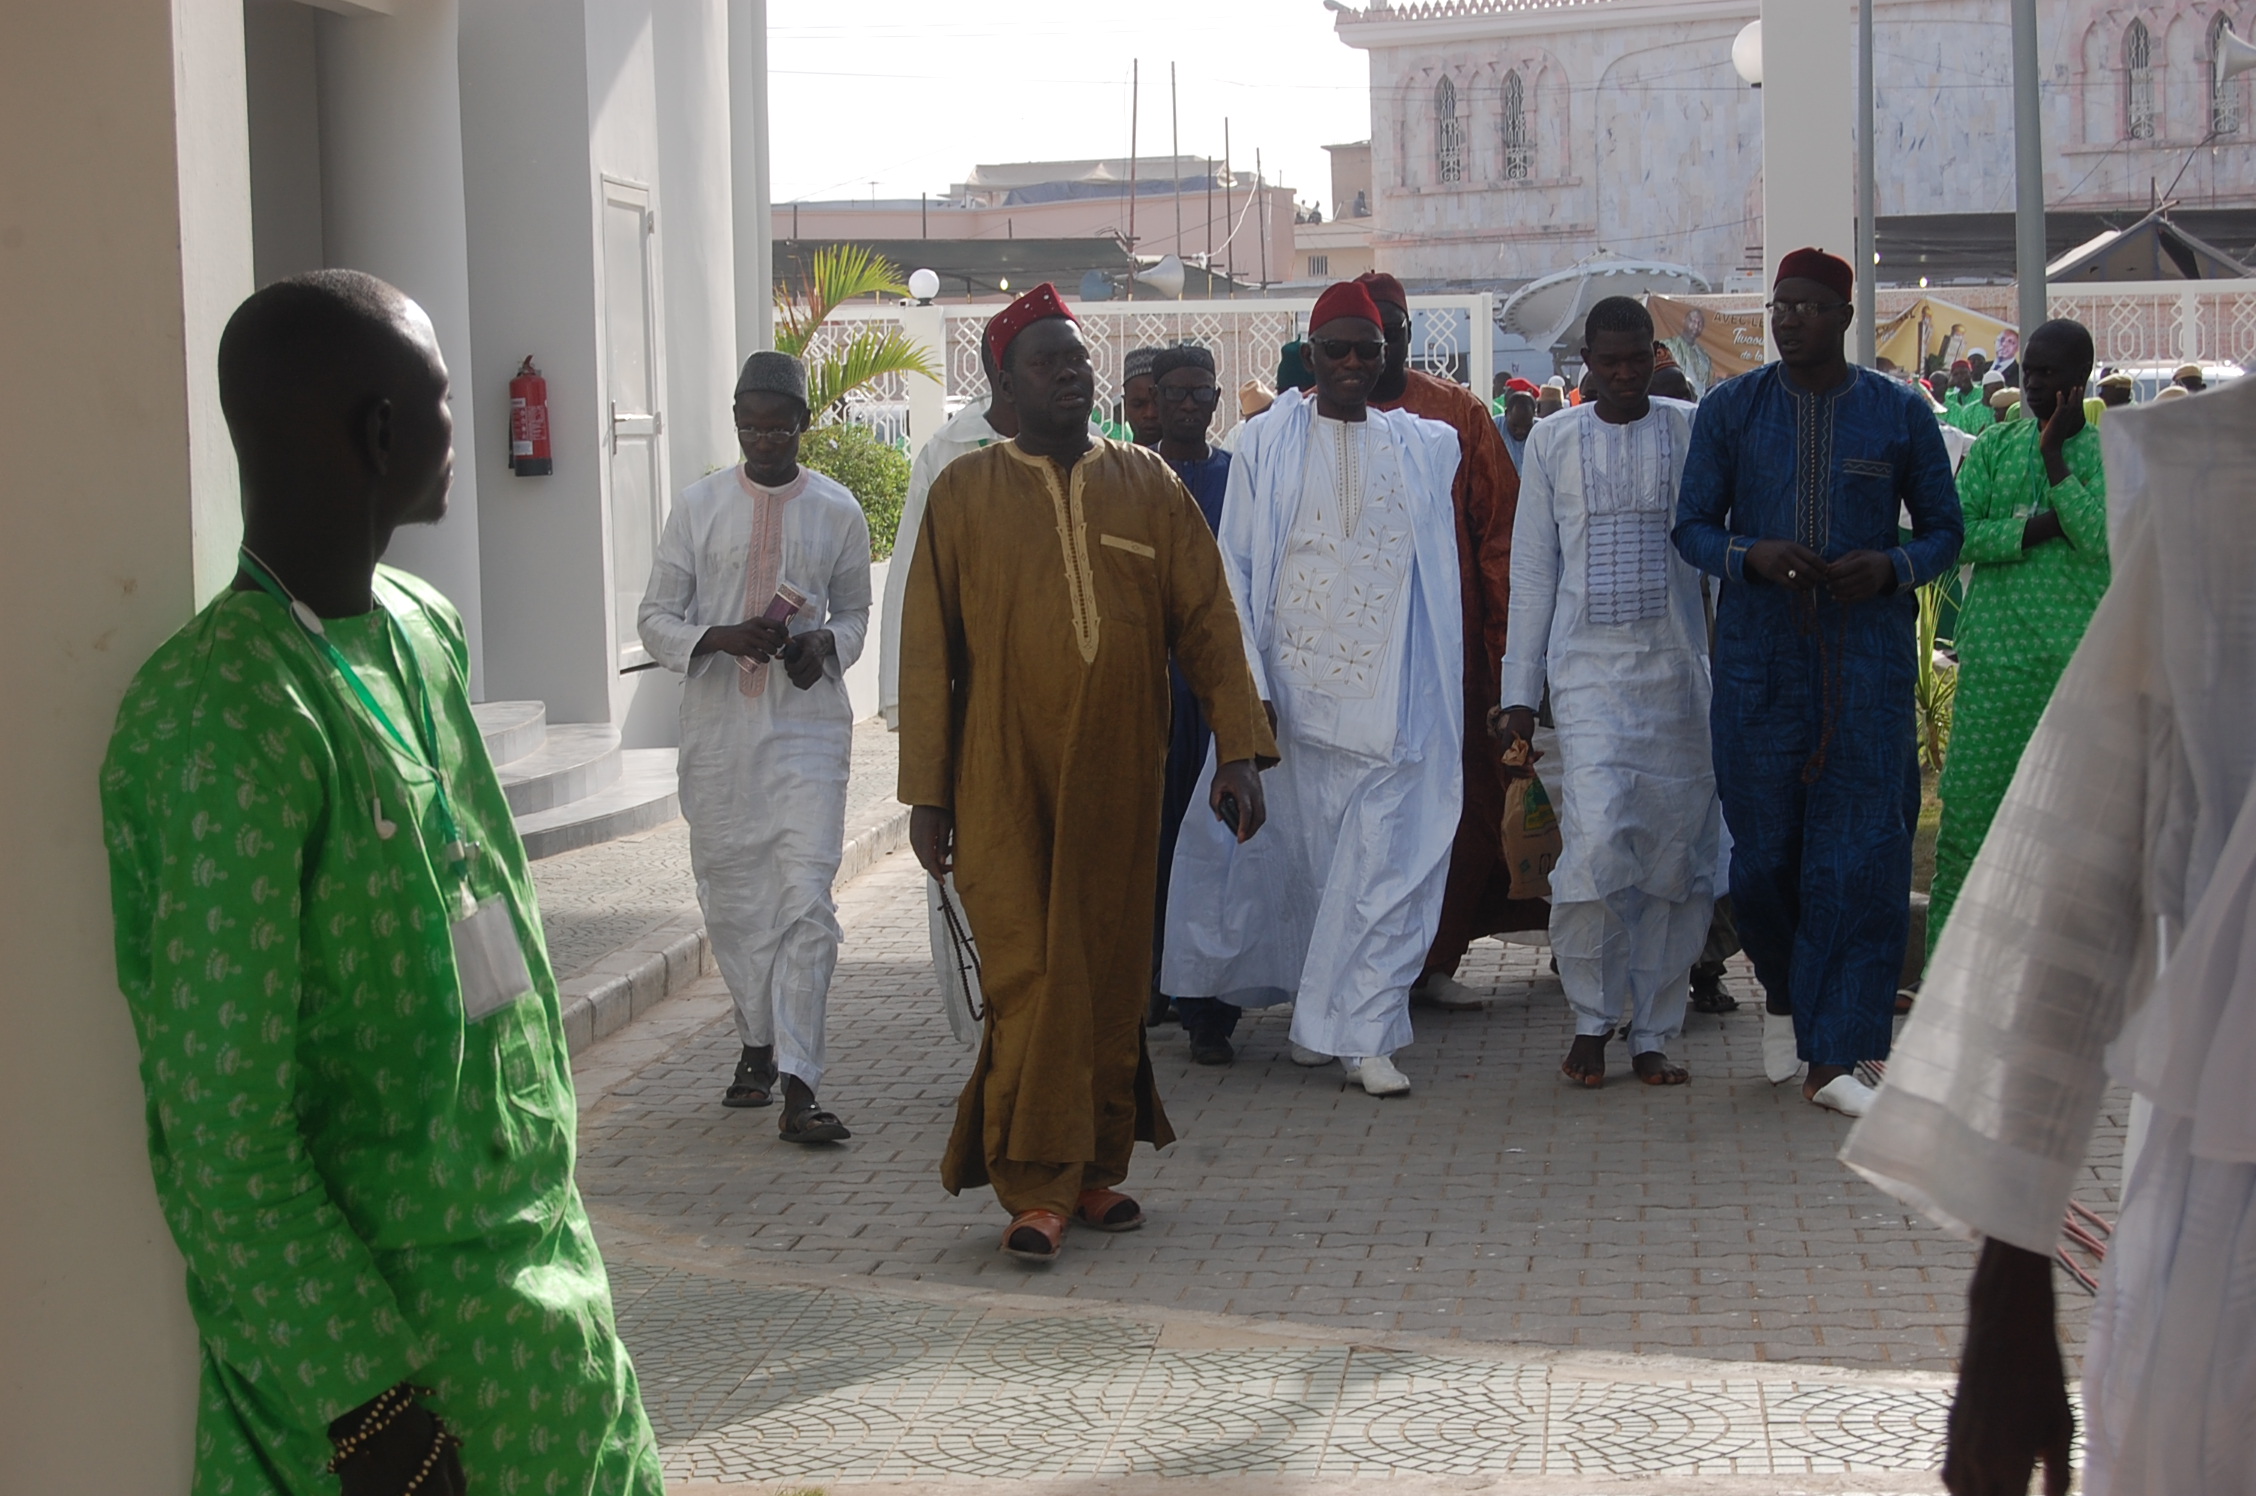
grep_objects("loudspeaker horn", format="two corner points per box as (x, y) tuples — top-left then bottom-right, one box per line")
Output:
(2219, 24), (2256, 90)
(1134, 254), (1187, 300)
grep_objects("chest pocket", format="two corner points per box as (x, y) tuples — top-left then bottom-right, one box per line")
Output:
(1096, 532), (1159, 627)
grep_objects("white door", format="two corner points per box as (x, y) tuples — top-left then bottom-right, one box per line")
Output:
(600, 178), (667, 670)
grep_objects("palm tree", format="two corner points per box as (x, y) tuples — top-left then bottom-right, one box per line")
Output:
(772, 244), (940, 420)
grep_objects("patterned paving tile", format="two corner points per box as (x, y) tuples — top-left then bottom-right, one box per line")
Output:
(612, 1264), (1980, 1486)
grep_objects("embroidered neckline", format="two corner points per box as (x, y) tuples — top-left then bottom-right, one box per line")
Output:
(1004, 441), (1102, 664)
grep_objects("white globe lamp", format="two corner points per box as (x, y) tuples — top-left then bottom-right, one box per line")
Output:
(907, 267), (940, 304)
(1732, 20), (1763, 88)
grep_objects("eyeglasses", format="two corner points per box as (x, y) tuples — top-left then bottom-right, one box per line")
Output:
(1157, 384), (1221, 408)
(736, 425), (801, 445)
(1766, 298), (1845, 322)
(1313, 338), (1385, 361)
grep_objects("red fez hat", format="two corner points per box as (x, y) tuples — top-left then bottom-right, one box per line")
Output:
(1774, 247), (1853, 303)
(984, 282), (1078, 366)
(1355, 270), (1409, 311)
(1310, 280), (1385, 331)
(1950, 358), (1972, 374)
(1504, 377), (1540, 395)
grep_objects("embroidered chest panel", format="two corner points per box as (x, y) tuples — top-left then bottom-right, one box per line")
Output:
(1274, 424), (1415, 700)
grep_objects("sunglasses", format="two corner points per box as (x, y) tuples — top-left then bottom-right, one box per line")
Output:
(736, 425), (801, 445)
(1312, 338), (1385, 362)
(1766, 298), (1845, 322)
(1157, 384), (1221, 407)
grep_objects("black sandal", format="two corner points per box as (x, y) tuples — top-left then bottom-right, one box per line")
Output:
(723, 1047), (777, 1109)
(779, 1105), (851, 1144)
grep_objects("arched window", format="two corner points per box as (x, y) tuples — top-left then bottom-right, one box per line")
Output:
(2126, 19), (2157, 140)
(1435, 76), (1466, 185)
(1501, 70), (1533, 180)
(2213, 12), (2243, 135)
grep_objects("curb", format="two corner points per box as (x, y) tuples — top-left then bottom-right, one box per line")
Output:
(555, 803), (911, 1055)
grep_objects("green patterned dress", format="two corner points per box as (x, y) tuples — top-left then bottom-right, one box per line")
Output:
(101, 567), (662, 1495)
(1928, 420), (2109, 955)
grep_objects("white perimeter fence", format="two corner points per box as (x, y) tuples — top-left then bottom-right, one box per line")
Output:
(808, 296), (1497, 456)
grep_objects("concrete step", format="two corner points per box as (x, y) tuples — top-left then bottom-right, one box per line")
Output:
(515, 748), (678, 861)
(494, 724), (623, 815)
(471, 700), (547, 765)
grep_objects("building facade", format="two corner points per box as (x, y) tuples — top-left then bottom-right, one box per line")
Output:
(1337, 0), (2256, 286)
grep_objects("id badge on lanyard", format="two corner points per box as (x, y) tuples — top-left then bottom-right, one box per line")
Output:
(453, 889), (534, 1022)
(241, 552), (536, 1023)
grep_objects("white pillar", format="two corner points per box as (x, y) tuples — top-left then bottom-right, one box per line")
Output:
(0, 1), (252, 1485)
(315, 0), (489, 692)
(655, 0), (740, 488)
(729, 0), (774, 356)
(458, 0), (614, 725)
(901, 301), (947, 459)
(1759, 0), (1855, 292)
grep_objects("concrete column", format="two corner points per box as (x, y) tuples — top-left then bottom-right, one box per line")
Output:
(729, 0), (774, 356)
(900, 301), (947, 459)
(1759, 0), (1854, 292)
(654, 0), (740, 484)
(315, 0), (489, 692)
(458, 0), (613, 724)
(0, 1), (253, 1486)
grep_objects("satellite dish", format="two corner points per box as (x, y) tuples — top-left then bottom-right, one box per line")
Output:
(1134, 254), (1187, 299)
(2220, 24), (2256, 89)
(1078, 269), (1115, 302)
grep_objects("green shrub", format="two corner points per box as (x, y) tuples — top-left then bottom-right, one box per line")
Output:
(799, 421), (909, 560)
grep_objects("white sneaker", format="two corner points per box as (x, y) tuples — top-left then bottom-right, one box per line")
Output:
(1347, 1054), (1411, 1096)
(1411, 972), (1488, 1010)
(1289, 1042), (1332, 1067)
(1809, 1073), (1877, 1117)
(1762, 1012), (1803, 1085)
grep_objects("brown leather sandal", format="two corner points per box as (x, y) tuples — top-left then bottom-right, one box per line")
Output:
(1073, 1187), (1145, 1232)
(1002, 1210), (1068, 1261)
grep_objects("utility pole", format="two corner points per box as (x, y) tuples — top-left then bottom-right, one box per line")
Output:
(1256, 147), (1268, 289)
(1223, 117), (1234, 293)
(1128, 60), (1140, 258)
(1172, 63), (1184, 268)
(2011, 0), (2047, 339)
(1856, 0), (1876, 364)
(1206, 155), (1215, 289)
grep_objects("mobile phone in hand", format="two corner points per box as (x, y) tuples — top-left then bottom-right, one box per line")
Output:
(1220, 792), (1241, 835)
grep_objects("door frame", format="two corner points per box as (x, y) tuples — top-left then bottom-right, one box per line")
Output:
(595, 172), (669, 672)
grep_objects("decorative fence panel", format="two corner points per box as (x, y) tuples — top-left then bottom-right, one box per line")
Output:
(827, 295), (1495, 447)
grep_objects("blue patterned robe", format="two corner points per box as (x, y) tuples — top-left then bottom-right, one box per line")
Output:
(1156, 449), (1232, 1011)
(1673, 364), (1962, 1066)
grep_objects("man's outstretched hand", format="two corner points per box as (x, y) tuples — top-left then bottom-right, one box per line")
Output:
(1943, 1239), (2074, 1496)
(910, 805), (955, 879)
(1210, 758), (1267, 843)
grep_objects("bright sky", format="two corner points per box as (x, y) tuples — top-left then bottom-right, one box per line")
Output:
(767, 1), (1371, 213)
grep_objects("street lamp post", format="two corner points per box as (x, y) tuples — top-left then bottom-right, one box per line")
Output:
(1856, 0), (1876, 366)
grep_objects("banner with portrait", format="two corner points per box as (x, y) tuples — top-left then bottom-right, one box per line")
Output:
(1874, 298), (2018, 378)
(1645, 295), (1766, 396)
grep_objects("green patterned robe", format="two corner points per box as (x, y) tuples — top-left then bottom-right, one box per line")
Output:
(1928, 419), (2109, 955)
(1943, 386), (1995, 436)
(101, 567), (662, 1495)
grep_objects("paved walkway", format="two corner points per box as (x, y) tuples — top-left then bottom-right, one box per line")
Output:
(535, 719), (904, 980)
(569, 845), (2124, 1492)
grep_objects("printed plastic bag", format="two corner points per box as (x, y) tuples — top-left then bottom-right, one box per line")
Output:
(1500, 739), (1562, 901)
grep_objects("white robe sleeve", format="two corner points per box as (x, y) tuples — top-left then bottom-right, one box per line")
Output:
(822, 502), (874, 671)
(1214, 428), (1272, 704)
(1500, 421), (1563, 712)
(1842, 503), (2165, 1253)
(880, 436), (951, 730)
(637, 493), (709, 675)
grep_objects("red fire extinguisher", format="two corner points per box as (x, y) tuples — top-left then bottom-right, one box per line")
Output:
(509, 356), (552, 475)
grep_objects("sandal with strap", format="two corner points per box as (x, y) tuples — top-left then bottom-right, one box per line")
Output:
(723, 1047), (778, 1109)
(778, 1104), (851, 1144)
(1073, 1187), (1145, 1232)
(1002, 1210), (1068, 1261)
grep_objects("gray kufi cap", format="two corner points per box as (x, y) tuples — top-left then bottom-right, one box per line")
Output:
(1123, 346), (1165, 382)
(735, 350), (808, 406)
(1150, 343), (1216, 381)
